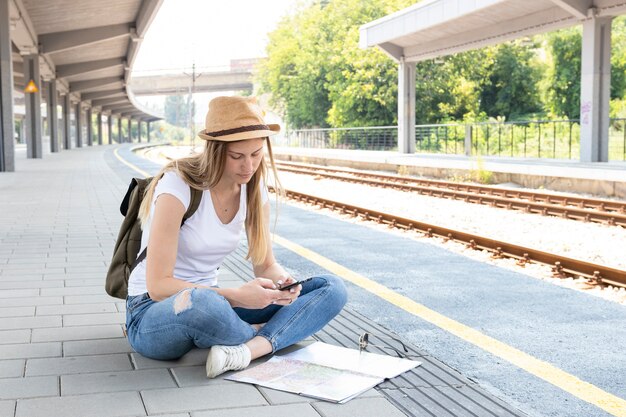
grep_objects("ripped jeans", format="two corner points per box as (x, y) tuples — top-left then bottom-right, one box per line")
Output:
(125, 274), (348, 360)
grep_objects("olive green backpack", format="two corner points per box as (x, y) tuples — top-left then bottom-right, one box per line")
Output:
(105, 177), (202, 299)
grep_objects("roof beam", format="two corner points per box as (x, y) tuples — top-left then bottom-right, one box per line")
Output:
(70, 77), (122, 92)
(105, 105), (135, 112)
(9, 0), (37, 54)
(378, 42), (403, 61)
(549, 0), (592, 19)
(91, 97), (128, 107)
(136, 0), (163, 38)
(125, 39), (139, 81)
(80, 89), (125, 100)
(56, 58), (125, 78)
(122, 111), (144, 117)
(39, 24), (131, 54)
(13, 61), (23, 76)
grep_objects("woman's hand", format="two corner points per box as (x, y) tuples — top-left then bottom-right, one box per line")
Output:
(229, 278), (297, 309)
(276, 276), (302, 299)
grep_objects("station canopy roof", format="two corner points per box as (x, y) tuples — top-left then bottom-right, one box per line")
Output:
(360, 0), (626, 62)
(9, 0), (162, 121)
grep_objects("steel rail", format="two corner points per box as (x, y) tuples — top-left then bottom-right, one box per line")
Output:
(275, 162), (626, 227)
(275, 161), (626, 213)
(274, 187), (626, 289)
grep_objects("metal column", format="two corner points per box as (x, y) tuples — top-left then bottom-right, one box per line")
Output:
(62, 95), (71, 149)
(117, 117), (122, 143)
(97, 112), (103, 145)
(397, 57), (416, 154)
(0, 0), (15, 171)
(107, 115), (113, 144)
(86, 108), (93, 146)
(48, 80), (59, 153)
(76, 103), (82, 148)
(580, 16), (612, 162)
(24, 54), (43, 158)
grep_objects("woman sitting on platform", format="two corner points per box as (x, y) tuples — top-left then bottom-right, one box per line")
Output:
(124, 96), (347, 378)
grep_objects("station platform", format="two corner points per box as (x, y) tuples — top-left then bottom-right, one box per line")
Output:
(0, 143), (625, 417)
(272, 146), (626, 199)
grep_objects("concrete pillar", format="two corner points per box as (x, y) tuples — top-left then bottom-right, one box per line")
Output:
(24, 54), (43, 158)
(86, 108), (93, 146)
(117, 116), (122, 143)
(398, 57), (416, 154)
(75, 103), (82, 148)
(107, 115), (113, 144)
(464, 125), (472, 156)
(18, 116), (24, 143)
(138, 120), (143, 143)
(62, 94), (71, 149)
(97, 112), (103, 145)
(0, 0), (15, 171)
(580, 16), (612, 162)
(127, 118), (132, 143)
(48, 80), (59, 153)
(147, 121), (151, 143)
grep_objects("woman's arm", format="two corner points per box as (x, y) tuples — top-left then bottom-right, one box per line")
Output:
(145, 193), (211, 301)
(145, 194), (287, 308)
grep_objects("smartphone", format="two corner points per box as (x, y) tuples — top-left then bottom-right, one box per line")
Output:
(279, 277), (313, 291)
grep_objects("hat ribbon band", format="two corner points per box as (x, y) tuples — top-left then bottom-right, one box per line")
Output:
(206, 124), (270, 137)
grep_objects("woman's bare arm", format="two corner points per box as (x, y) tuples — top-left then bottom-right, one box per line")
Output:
(145, 194), (285, 308)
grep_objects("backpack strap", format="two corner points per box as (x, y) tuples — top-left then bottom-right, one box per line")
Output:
(131, 185), (203, 272)
(184, 187), (203, 222)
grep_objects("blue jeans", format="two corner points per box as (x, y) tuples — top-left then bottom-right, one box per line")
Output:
(125, 274), (347, 360)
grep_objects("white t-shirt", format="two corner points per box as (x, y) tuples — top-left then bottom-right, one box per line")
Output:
(127, 171), (268, 296)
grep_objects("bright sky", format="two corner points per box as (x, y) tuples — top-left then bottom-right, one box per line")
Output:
(133, 0), (298, 124)
(133, 0), (298, 74)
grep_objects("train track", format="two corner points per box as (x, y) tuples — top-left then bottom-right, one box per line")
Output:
(273, 187), (626, 289)
(275, 161), (626, 228)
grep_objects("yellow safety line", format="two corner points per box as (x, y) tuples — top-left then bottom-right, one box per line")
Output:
(113, 147), (151, 178)
(273, 234), (626, 417)
(112, 145), (626, 416)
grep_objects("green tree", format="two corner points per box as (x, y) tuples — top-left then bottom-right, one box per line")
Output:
(258, 4), (331, 128)
(164, 95), (190, 127)
(323, 0), (411, 127)
(479, 41), (543, 120)
(610, 16), (626, 118)
(259, 1), (626, 128)
(544, 28), (581, 118)
(258, 0), (412, 129)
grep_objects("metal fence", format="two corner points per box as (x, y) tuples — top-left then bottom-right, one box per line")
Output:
(278, 118), (626, 161)
(277, 126), (398, 150)
(470, 120), (578, 159)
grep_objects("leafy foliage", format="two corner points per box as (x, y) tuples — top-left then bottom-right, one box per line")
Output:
(164, 95), (191, 128)
(257, 2), (626, 127)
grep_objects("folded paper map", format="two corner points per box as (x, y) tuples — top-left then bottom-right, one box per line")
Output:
(226, 341), (421, 403)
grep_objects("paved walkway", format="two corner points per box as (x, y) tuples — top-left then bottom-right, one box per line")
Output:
(0, 146), (407, 417)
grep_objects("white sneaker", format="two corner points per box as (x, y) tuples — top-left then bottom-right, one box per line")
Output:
(206, 344), (251, 378)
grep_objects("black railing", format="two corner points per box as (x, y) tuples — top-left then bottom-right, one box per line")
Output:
(279, 119), (626, 161)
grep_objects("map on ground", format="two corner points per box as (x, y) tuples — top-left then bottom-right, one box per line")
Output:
(226, 341), (421, 403)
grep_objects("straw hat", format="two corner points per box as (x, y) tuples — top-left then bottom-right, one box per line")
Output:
(197, 96), (280, 141)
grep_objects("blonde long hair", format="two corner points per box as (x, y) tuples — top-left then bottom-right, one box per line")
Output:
(138, 138), (282, 265)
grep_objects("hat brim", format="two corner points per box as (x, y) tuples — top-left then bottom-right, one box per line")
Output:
(198, 124), (280, 142)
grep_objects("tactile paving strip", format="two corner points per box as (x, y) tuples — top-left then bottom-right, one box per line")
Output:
(224, 247), (527, 417)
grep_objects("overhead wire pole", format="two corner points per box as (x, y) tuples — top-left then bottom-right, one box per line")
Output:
(185, 62), (202, 152)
